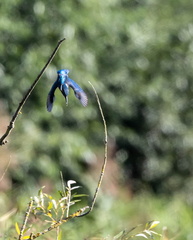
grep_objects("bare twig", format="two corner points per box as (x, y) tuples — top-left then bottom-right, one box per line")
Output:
(0, 208), (17, 222)
(18, 199), (34, 240)
(0, 38), (66, 146)
(78, 81), (108, 217)
(0, 157), (11, 182)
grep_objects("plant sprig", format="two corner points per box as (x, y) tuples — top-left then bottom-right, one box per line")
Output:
(16, 181), (89, 240)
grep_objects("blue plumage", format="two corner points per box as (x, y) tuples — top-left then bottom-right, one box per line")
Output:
(47, 69), (88, 112)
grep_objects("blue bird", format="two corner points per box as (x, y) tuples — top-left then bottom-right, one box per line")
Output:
(47, 69), (88, 112)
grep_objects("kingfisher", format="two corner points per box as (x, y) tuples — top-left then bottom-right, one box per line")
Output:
(47, 69), (88, 112)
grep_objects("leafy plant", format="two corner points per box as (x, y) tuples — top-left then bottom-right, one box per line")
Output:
(15, 180), (89, 240)
(113, 220), (161, 240)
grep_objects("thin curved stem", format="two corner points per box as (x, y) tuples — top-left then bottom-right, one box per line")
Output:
(78, 81), (108, 217)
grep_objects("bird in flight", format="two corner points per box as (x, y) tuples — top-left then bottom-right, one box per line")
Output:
(47, 69), (88, 112)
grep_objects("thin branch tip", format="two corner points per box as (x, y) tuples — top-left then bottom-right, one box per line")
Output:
(59, 38), (66, 43)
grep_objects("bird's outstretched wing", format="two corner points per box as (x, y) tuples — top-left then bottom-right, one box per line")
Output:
(66, 78), (88, 107)
(47, 81), (58, 112)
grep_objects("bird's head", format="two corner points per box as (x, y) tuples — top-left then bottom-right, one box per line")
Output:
(57, 69), (69, 76)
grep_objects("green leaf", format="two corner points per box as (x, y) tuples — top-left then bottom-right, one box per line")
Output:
(47, 201), (53, 210)
(57, 229), (63, 240)
(23, 227), (31, 234)
(35, 206), (43, 211)
(15, 222), (20, 235)
(146, 220), (160, 230)
(127, 225), (142, 234)
(38, 186), (45, 197)
(113, 230), (126, 239)
(73, 194), (88, 198)
(72, 199), (81, 203)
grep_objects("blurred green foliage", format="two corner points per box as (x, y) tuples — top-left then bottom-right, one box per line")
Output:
(1, 0), (193, 239)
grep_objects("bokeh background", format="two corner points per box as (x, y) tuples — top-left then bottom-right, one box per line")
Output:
(1, 0), (193, 239)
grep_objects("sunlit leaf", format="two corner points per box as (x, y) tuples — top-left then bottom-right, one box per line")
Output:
(47, 201), (53, 210)
(15, 222), (20, 235)
(144, 229), (152, 236)
(44, 193), (52, 199)
(52, 199), (57, 209)
(45, 220), (53, 223)
(135, 233), (148, 239)
(71, 186), (81, 191)
(69, 201), (76, 206)
(34, 196), (39, 204)
(67, 180), (76, 188)
(149, 230), (162, 237)
(38, 186), (45, 197)
(146, 220), (160, 230)
(59, 202), (66, 208)
(23, 236), (31, 239)
(46, 211), (52, 218)
(43, 193), (49, 198)
(72, 199), (81, 203)
(58, 229), (63, 240)
(59, 197), (67, 203)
